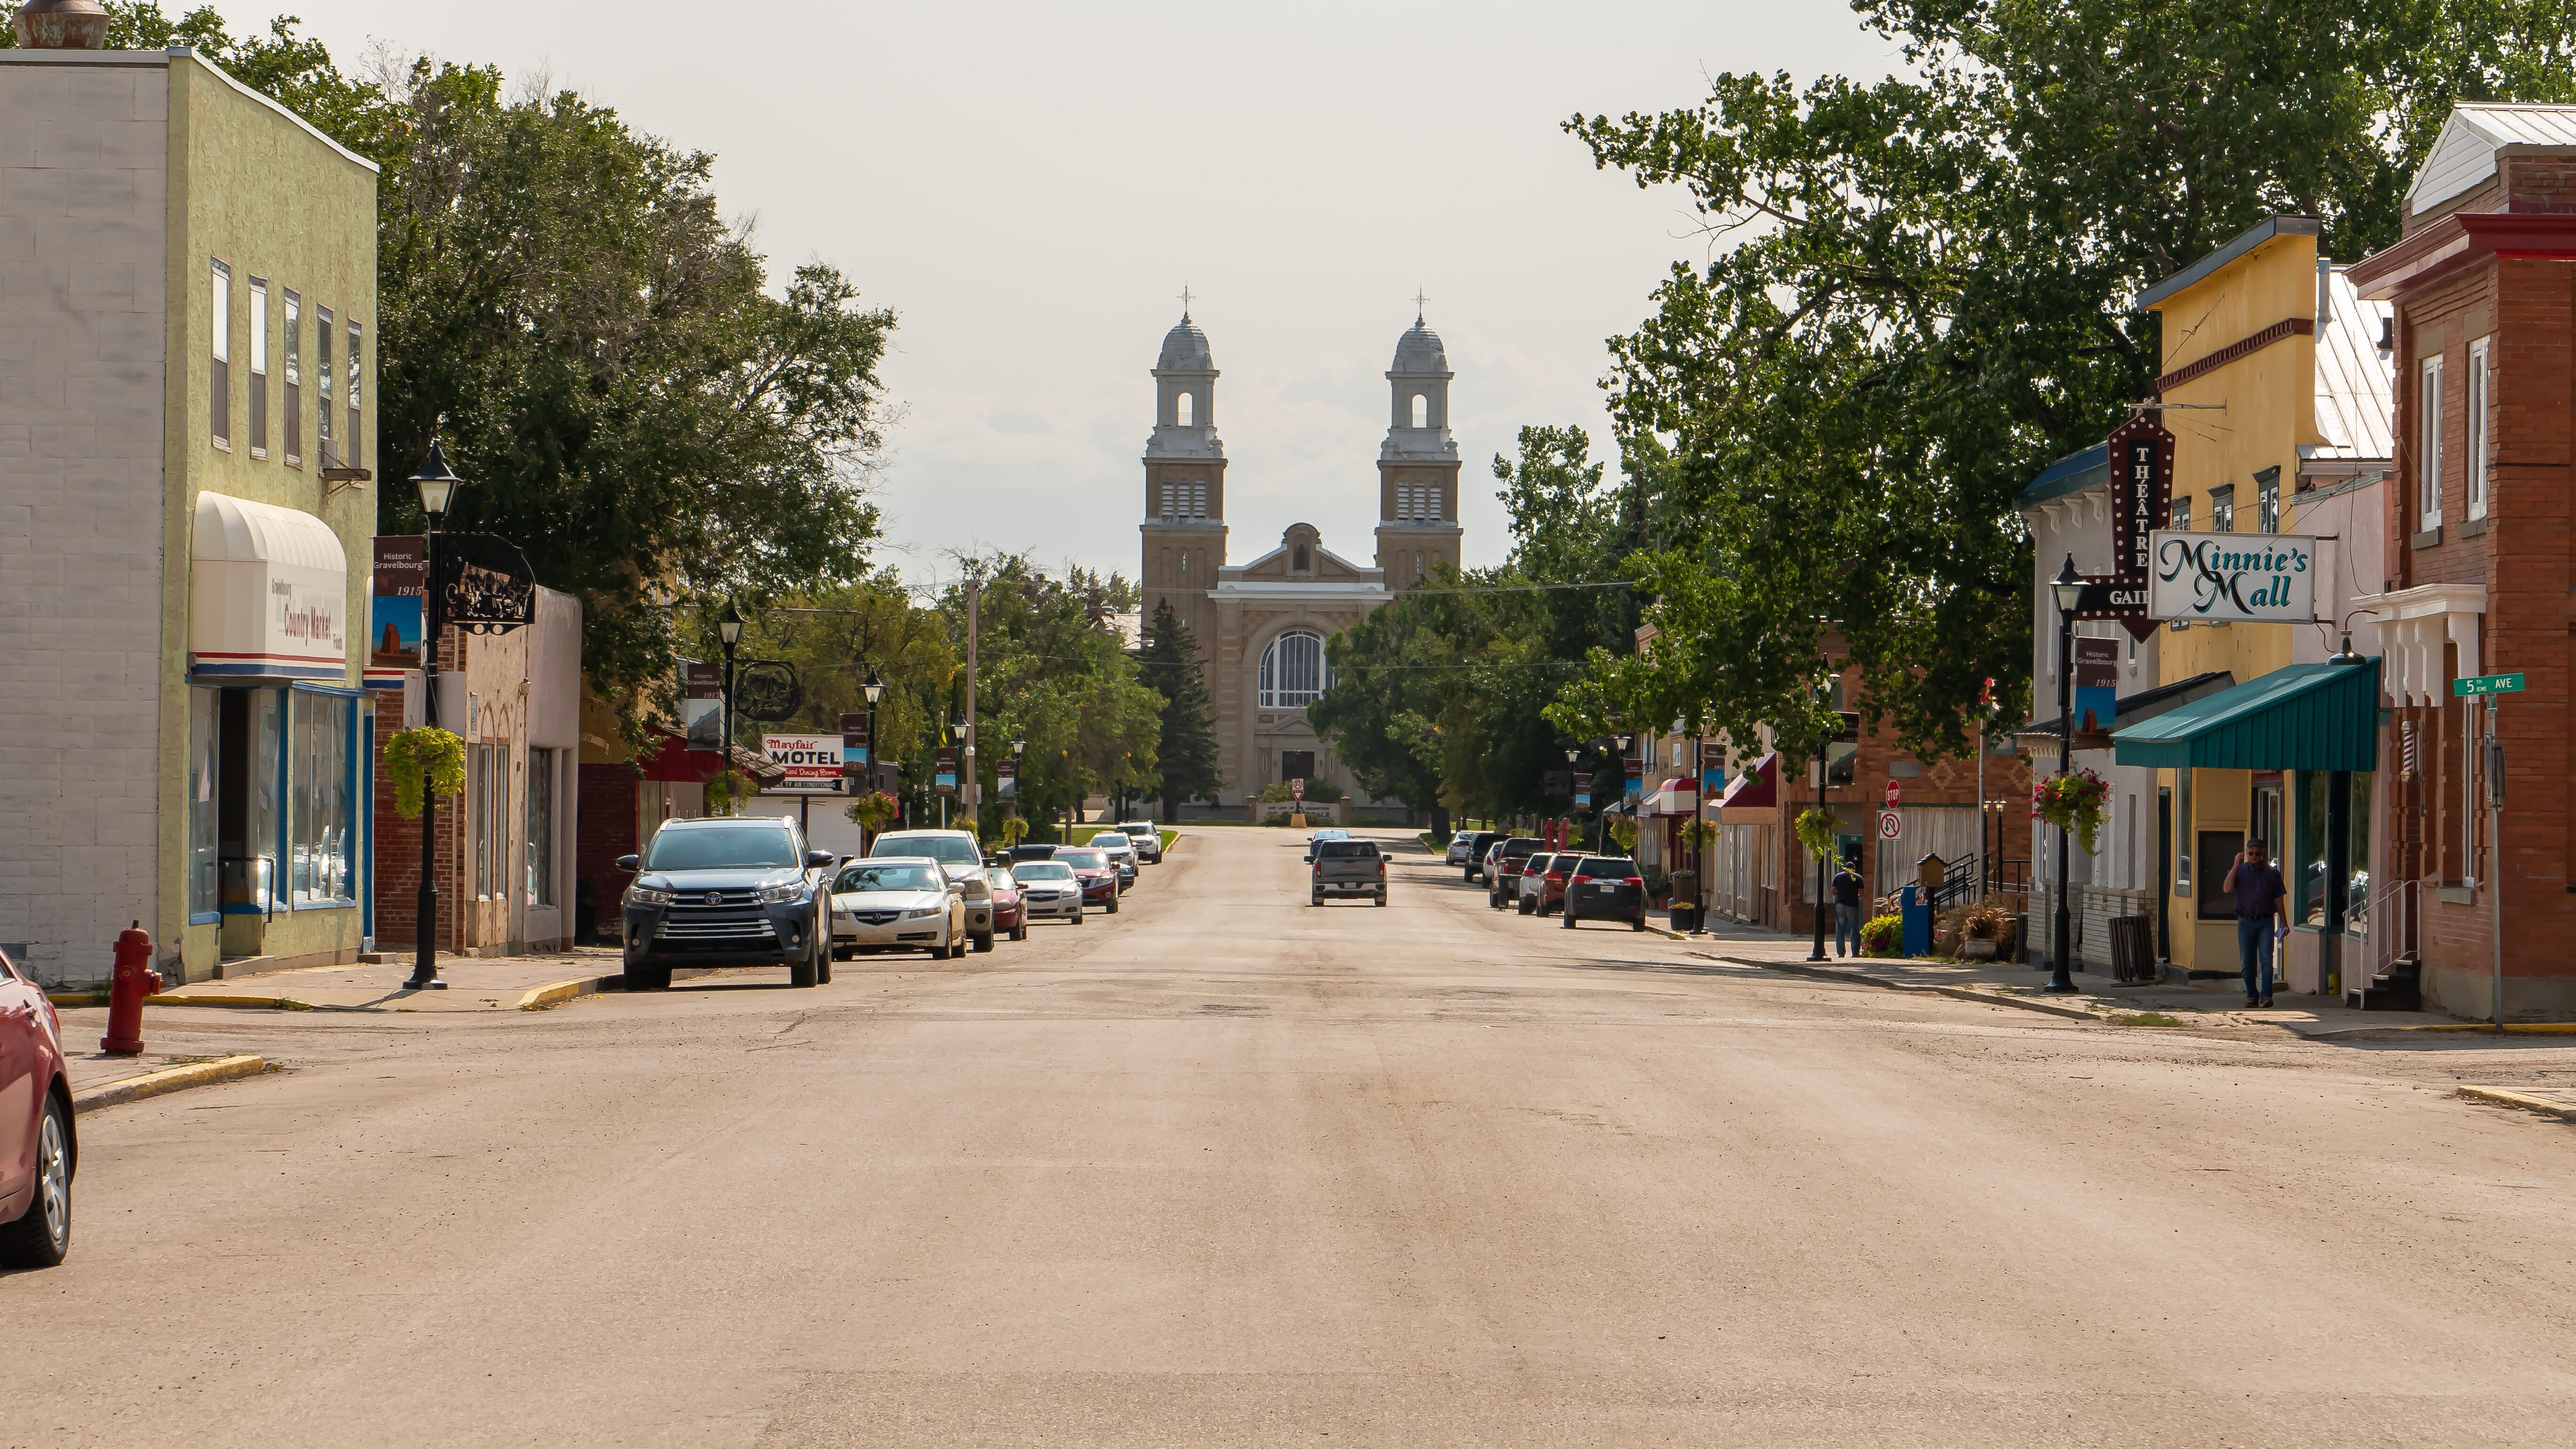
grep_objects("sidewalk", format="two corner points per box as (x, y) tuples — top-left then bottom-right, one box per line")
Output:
(1673, 921), (2497, 1038)
(151, 947), (631, 1013)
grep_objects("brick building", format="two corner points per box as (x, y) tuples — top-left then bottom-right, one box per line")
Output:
(2350, 104), (2576, 1018)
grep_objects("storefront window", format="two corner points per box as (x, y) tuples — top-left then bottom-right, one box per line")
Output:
(526, 747), (554, 906)
(290, 690), (355, 906)
(188, 688), (218, 920)
(249, 689), (282, 908)
(2297, 772), (2327, 926)
(2345, 774), (2374, 939)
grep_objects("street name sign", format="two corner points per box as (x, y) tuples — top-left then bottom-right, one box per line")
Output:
(2453, 673), (2525, 697)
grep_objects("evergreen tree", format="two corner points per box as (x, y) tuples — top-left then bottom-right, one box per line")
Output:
(1140, 601), (1223, 820)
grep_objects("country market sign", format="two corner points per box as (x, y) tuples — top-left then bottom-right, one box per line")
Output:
(2148, 530), (2317, 623)
(2453, 673), (2525, 697)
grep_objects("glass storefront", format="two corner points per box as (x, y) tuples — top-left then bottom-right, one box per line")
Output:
(290, 689), (354, 905)
(209, 685), (359, 917)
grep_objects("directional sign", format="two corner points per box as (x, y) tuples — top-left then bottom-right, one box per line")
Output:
(2453, 672), (2526, 697)
(1878, 811), (1902, 840)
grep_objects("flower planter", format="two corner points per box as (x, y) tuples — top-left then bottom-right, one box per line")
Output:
(1961, 938), (1998, 959)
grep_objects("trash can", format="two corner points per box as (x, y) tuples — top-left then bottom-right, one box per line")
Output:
(2108, 914), (2155, 983)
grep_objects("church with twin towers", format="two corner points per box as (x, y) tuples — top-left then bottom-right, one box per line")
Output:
(1139, 299), (1462, 812)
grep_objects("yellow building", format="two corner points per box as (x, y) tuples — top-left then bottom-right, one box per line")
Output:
(2121, 217), (2393, 986)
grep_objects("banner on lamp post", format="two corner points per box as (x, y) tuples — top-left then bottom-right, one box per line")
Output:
(2148, 531), (2317, 623)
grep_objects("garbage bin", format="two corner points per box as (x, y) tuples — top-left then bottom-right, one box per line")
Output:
(2108, 914), (2155, 983)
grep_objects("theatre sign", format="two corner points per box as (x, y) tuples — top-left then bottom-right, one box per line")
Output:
(2147, 531), (2317, 623)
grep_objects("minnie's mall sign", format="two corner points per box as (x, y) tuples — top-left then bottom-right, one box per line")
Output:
(2147, 531), (2316, 623)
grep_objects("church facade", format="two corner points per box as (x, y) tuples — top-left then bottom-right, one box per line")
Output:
(1138, 309), (1463, 808)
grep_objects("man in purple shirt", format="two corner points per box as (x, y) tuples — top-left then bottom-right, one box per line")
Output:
(2223, 839), (2289, 1007)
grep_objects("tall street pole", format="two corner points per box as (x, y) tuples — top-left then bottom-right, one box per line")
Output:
(962, 571), (979, 830)
(1807, 736), (1829, 963)
(718, 602), (743, 816)
(2046, 556), (2082, 993)
(406, 441), (462, 992)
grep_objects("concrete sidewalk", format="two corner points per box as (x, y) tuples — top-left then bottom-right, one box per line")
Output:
(152, 947), (630, 1013)
(1672, 920), (2506, 1038)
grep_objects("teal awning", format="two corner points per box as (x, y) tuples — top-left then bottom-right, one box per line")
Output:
(2110, 659), (2381, 772)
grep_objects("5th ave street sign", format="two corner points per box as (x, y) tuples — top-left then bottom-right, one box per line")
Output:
(2453, 673), (2526, 697)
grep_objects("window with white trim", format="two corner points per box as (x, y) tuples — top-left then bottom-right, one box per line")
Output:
(1258, 630), (1331, 707)
(247, 278), (268, 458)
(2467, 338), (2489, 520)
(2419, 354), (2444, 530)
(209, 259), (231, 447)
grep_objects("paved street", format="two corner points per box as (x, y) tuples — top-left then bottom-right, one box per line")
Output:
(18, 827), (2576, 1447)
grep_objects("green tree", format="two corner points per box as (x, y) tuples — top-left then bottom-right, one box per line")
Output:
(1138, 600), (1223, 820)
(1565, 0), (2576, 760)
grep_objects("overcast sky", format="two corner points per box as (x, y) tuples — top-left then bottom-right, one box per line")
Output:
(279, 1), (1901, 589)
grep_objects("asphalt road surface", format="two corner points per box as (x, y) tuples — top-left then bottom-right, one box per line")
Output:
(16, 827), (2576, 1447)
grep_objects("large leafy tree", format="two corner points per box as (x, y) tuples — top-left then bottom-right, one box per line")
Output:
(1138, 601), (1223, 819)
(1565, 0), (2576, 761)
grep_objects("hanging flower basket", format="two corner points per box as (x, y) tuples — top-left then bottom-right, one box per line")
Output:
(1793, 806), (1838, 861)
(381, 726), (465, 820)
(843, 789), (900, 830)
(703, 768), (755, 817)
(2031, 768), (2111, 856)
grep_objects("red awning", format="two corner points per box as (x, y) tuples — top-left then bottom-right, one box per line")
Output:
(1717, 752), (1777, 811)
(634, 730), (787, 786)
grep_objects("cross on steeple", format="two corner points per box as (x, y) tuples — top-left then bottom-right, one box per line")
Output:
(1413, 287), (1429, 323)
(1178, 284), (1194, 320)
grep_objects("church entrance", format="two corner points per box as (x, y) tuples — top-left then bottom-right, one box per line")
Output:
(1282, 749), (1314, 783)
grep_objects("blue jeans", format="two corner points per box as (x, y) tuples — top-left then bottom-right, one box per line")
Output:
(1835, 903), (1861, 956)
(2236, 915), (2275, 999)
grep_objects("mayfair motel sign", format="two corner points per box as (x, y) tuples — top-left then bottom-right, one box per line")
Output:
(2147, 531), (2317, 624)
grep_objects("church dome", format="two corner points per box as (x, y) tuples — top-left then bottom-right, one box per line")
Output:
(1157, 316), (1214, 373)
(1391, 319), (1447, 374)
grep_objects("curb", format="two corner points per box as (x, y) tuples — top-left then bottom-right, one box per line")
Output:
(1714, 956), (2107, 1023)
(515, 975), (607, 1011)
(153, 993), (321, 1011)
(73, 1053), (267, 1112)
(2455, 1084), (2576, 1121)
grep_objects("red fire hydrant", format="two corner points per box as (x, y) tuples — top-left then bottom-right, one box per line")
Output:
(102, 920), (162, 1056)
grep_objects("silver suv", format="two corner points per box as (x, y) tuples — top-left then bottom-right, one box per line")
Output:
(1118, 821), (1164, 863)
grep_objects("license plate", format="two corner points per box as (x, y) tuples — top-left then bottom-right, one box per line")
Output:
(1594, 883), (1616, 893)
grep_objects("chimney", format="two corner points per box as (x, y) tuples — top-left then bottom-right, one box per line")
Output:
(13, 1), (111, 49)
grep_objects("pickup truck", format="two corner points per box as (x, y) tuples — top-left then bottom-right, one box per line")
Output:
(1483, 838), (1545, 909)
(1308, 838), (1386, 906)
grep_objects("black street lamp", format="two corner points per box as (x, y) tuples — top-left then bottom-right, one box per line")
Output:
(860, 664), (885, 799)
(406, 440), (462, 992)
(717, 603), (744, 814)
(1807, 672), (1836, 964)
(2045, 554), (2086, 993)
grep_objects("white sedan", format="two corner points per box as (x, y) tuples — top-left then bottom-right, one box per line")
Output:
(828, 857), (966, 960)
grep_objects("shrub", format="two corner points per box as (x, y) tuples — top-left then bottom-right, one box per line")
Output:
(381, 726), (465, 820)
(1860, 914), (1903, 957)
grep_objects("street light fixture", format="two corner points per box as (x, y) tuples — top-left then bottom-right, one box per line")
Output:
(717, 603), (744, 814)
(861, 667), (885, 706)
(2043, 554), (2084, 993)
(405, 440), (464, 992)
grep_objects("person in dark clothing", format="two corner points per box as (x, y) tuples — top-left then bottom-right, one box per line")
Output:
(1829, 863), (1865, 957)
(2222, 839), (2289, 1007)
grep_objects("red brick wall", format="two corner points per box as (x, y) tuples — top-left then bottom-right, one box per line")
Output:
(370, 710), (461, 951)
(576, 763), (639, 944)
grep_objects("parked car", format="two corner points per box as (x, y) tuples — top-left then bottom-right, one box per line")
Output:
(1515, 853), (1557, 915)
(617, 816), (838, 990)
(1012, 859), (1086, 924)
(1530, 854), (1574, 916)
(987, 864), (1028, 942)
(1309, 827), (1349, 845)
(827, 857), (968, 959)
(1560, 855), (1647, 931)
(1453, 830), (1502, 880)
(1309, 837), (1387, 906)
(0, 945), (75, 1269)
(1087, 831), (1140, 888)
(1055, 847), (1122, 912)
(1484, 838), (1545, 909)
(1118, 821), (1164, 863)
(869, 829), (998, 952)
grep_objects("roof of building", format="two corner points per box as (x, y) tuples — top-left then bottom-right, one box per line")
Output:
(1391, 319), (1448, 374)
(2313, 264), (2394, 461)
(1157, 315), (1213, 373)
(2136, 215), (2321, 311)
(2020, 444), (2108, 507)
(2407, 103), (2576, 216)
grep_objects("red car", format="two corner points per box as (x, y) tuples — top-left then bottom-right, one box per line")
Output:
(986, 861), (1029, 942)
(1, 945), (75, 1268)
(1056, 848), (1122, 914)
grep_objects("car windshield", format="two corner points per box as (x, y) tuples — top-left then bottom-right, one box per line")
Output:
(1575, 858), (1638, 876)
(834, 863), (943, 893)
(1017, 861), (1073, 880)
(643, 825), (801, 871)
(1059, 850), (1107, 870)
(872, 834), (982, 867)
(1089, 834), (1128, 849)
(1122, 825), (1153, 836)
(1316, 841), (1377, 859)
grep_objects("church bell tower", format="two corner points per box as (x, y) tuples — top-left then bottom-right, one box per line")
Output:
(1141, 295), (1228, 648)
(1375, 301), (1462, 592)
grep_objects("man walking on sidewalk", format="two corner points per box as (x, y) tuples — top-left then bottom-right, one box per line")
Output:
(2222, 839), (2287, 1007)
(1830, 860), (1864, 958)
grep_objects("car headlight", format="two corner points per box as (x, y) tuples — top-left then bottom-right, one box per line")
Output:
(902, 905), (945, 919)
(963, 878), (991, 900)
(626, 884), (675, 907)
(754, 881), (809, 905)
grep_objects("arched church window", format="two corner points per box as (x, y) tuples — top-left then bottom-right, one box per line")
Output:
(1258, 630), (1331, 707)
(1411, 393), (1428, 428)
(1293, 544), (1310, 573)
(1414, 552), (1424, 578)
(1177, 391), (1194, 426)
(1179, 549), (1189, 574)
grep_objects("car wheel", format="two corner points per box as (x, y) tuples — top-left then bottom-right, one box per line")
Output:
(818, 951), (835, 984)
(622, 958), (671, 991)
(1310, 893), (1322, 906)
(1561, 911), (1576, 929)
(1517, 895), (1534, 915)
(1375, 892), (1387, 907)
(1631, 916), (1646, 932)
(1108, 895), (1120, 914)
(973, 931), (995, 953)
(0, 1091), (72, 1268)
(789, 945), (820, 988)
(1072, 910), (1084, 926)
(1011, 924), (1028, 942)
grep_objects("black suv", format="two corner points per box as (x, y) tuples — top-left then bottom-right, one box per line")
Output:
(617, 816), (837, 991)
(1560, 856), (1646, 931)
(1483, 838), (1545, 909)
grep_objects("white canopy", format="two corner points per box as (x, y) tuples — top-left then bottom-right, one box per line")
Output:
(189, 491), (349, 680)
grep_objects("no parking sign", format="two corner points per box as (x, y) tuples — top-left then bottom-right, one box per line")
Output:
(1878, 811), (1902, 840)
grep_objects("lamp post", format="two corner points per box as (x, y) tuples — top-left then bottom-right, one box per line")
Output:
(406, 441), (462, 992)
(1808, 712), (1831, 964)
(1565, 746), (1580, 853)
(854, 664), (884, 850)
(2045, 554), (2085, 993)
(1012, 734), (1027, 838)
(717, 603), (744, 815)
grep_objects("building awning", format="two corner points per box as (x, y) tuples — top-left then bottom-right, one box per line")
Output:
(636, 729), (789, 786)
(189, 491), (348, 680)
(1643, 778), (1699, 816)
(2111, 660), (2382, 772)
(1717, 753), (1777, 815)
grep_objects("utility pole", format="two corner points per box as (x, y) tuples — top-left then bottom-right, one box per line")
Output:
(962, 570), (979, 832)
